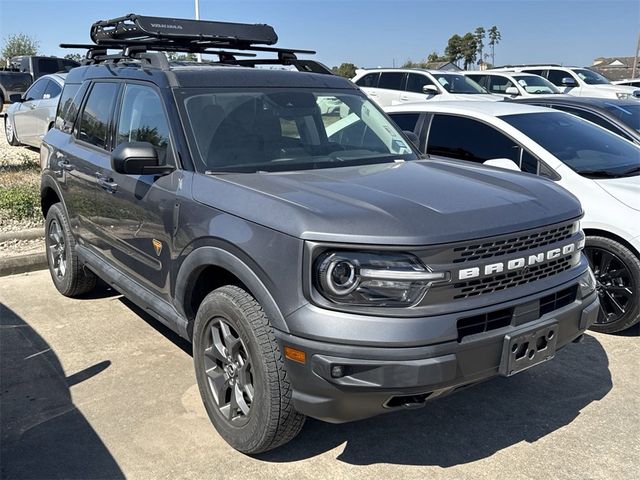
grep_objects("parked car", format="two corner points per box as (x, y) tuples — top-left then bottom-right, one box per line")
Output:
(509, 96), (640, 144)
(4, 73), (66, 148)
(614, 79), (640, 88)
(492, 64), (640, 100)
(463, 71), (561, 97)
(44, 14), (599, 454)
(385, 101), (639, 334)
(0, 56), (78, 112)
(351, 68), (498, 107)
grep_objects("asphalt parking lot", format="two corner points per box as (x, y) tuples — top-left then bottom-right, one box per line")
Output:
(1, 270), (638, 480)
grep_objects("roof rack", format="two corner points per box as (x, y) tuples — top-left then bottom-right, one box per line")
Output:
(60, 14), (332, 74)
(492, 63), (562, 69)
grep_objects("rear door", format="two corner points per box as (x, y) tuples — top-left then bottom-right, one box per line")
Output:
(92, 82), (179, 299)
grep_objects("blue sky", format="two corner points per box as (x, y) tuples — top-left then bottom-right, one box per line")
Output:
(0, 0), (636, 68)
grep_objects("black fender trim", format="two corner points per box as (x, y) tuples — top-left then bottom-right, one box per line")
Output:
(40, 172), (68, 218)
(175, 246), (288, 335)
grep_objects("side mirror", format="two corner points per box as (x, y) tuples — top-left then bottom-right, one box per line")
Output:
(505, 86), (520, 96)
(423, 85), (440, 95)
(561, 77), (577, 87)
(111, 142), (174, 175)
(9, 93), (24, 103)
(483, 158), (521, 172)
(403, 130), (419, 147)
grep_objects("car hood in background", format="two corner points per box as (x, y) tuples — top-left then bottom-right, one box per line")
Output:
(439, 93), (500, 102)
(595, 176), (640, 211)
(193, 159), (582, 245)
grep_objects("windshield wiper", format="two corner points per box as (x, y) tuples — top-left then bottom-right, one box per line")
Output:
(578, 169), (622, 178)
(620, 165), (640, 177)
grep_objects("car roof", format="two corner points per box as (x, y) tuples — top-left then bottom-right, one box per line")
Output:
(512, 96), (640, 108)
(385, 100), (552, 117)
(463, 71), (542, 77)
(355, 68), (462, 75)
(40, 73), (67, 83)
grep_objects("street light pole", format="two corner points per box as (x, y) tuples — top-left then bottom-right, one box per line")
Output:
(195, 0), (202, 63)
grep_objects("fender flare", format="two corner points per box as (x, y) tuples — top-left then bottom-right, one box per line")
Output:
(175, 246), (289, 335)
(40, 173), (69, 219)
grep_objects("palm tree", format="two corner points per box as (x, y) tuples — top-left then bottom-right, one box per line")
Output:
(474, 27), (485, 67)
(488, 26), (501, 67)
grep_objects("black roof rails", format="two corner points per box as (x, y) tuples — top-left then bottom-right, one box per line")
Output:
(60, 14), (332, 74)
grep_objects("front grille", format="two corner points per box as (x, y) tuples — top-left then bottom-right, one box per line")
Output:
(452, 223), (574, 264)
(452, 254), (574, 300)
(456, 307), (513, 341)
(540, 285), (578, 316)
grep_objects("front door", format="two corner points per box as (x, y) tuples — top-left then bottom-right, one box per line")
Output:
(12, 78), (48, 144)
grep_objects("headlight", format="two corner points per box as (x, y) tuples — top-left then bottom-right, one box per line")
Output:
(314, 251), (448, 307)
(578, 268), (597, 298)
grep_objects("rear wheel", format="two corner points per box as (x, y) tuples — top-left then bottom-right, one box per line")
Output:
(4, 115), (19, 146)
(585, 236), (640, 333)
(193, 285), (305, 453)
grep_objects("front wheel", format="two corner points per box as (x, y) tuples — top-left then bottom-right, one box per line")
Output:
(585, 236), (640, 333)
(193, 286), (305, 454)
(5, 115), (19, 146)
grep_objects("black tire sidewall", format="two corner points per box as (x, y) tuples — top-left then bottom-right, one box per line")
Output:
(586, 236), (640, 333)
(193, 291), (271, 452)
(45, 204), (74, 295)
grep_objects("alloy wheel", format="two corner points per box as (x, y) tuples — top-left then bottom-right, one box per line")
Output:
(5, 117), (13, 141)
(203, 318), (254, 425)
(48, 219), (67, 278)
(585, 246), (635, 324)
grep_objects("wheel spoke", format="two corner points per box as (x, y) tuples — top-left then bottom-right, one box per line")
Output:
(219, 322), (241, 357)
(207, 368), (229, 407)
(607, 285), (633, 298)
(233, 383), (250, 416)
(598, 250), (614, 275)
(205, 343), (226, 364)
(604, 291), (626, 315)
(210, 324), (228, 360)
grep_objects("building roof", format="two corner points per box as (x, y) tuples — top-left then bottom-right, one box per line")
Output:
(591, 56), (637, 81)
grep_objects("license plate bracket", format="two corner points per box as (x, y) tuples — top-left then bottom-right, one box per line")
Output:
(499, 321), (559, 377)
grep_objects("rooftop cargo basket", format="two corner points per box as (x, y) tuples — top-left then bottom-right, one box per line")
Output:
(60, 14), (332, 74)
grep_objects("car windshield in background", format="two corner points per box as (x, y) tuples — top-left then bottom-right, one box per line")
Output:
(603, 102), (640, 132)
(502, 111), (640, 178)
(513, 75), (560, 94)
(573, 68), (611, 85)
(177, 89), (416, 173)
(432, 73), (487, 94)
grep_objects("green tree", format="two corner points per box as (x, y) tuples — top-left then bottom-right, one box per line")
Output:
(1, 33), (39, 63)
(427, 51), (447, 63)
(460, 32), (478, 69)
(166, 52), (197, 61)
(444, 34), (463, 66)
(488, 26), (502, 66)
(474, 27), (486, 66)
(331, 62), (357, 78)
(64, 53), (83, 63)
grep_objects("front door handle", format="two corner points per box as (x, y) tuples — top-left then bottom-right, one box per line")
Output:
(57, 160), (74, 171)
(96, 173), (118, 193)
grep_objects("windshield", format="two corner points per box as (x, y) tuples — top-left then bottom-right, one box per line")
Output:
(513, 75), (560, 94)
(573, 68), (611, 85)
(603, 102), (640, 132)
(502, 112), (640, 178)
(430, 73), (487, 94)
(177, 88), (417, 173)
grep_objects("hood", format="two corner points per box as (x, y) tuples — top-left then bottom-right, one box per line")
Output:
(192, 159), (582, 245)
(595, 176), (640, 211)
(592, 84), (640, 98)
(441, 93), (500, 102)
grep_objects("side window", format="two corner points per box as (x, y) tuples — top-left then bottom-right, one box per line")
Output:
(389, 113), (420, 133)
(77, 82), (119, 149)
(37, 58), (62, 75)
(547, 69), (573, 86)
(405, 73), (435, 93)
(427, 115), (520, 163)
(378, 72), (406, 91)
(551, 105), (617, 133)
(355, 72), (380, 88)
(520, 149), (539, 174)
(43, 80), (62, 100)
(24, 79), (48, 101)
(116, 84), (171, 163)
(466, 75), (487, 89)
(55, 83), (85, 132)
(488, 76), (516, 94)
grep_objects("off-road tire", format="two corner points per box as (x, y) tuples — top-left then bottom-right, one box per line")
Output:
(585, 236), (640, 334)
(193, 285), (305, 454)
(45, 203), (97, 297)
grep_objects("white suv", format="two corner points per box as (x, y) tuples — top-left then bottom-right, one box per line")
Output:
(351, 68), (498, 107)
(463, 71), (561, 98)
(493, 65), (640, 100)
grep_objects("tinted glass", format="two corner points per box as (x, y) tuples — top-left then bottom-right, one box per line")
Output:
(487, 75), (516, 94)
(37, 58), (62, 75)
(502, 112), (640, 177)
(405, 73), (435, 93)
(552, 106), (617, 132)
(603, 103), (640, 131)
(24, 78), (48, 101)
(178, 88), (416, 173)
(355, 72), (380, 88)
(55, 83), (84, 132)
(43, 80), (62, 99)
(512, 75), (560, 94)
(77, 82), (119, 149)
(378, 72), (405, 90)
(520, 149), (539, 174)
(546, 69), (574, 86)
(431, 73), (486, 93)
(427, 115), (519, 163)
(466, 74), (488, 89)
(389, 113), (420, 132)
(573, 68), (610, 85)
(116, 84), (171, 163)
(522, 69), (545, 77)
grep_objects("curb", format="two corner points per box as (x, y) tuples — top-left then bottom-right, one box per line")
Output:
(0, 228), (45, 243)
(0, 252), (47, 277)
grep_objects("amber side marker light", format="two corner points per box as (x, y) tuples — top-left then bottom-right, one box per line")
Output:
(284, 346), (306, 364)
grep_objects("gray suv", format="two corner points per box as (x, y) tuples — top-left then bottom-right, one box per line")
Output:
(42, 15), (599, 454)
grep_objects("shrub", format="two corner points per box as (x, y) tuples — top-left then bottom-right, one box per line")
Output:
(0, 185), (40, 220)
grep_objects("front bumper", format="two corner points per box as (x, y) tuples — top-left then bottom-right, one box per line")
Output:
(275, 286), (599, 424)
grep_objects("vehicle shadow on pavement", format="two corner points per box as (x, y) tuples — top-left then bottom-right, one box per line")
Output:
(0, 303), (124, 480)
(259, 334), (612, 467)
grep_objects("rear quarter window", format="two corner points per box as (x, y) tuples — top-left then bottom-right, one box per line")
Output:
(55, 83), (86, 133)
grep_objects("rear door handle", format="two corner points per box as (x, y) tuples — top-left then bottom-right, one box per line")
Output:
(57, 160), (74, 171)
(96, 173), (118, 193)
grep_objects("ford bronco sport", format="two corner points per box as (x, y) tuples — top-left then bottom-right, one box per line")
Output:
(41, 15), (599, 453)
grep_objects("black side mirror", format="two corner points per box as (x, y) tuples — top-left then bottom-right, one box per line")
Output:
(403, 130), (419, 148)
(9, 93), (24, 103)
(111, 142), (174, 175)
